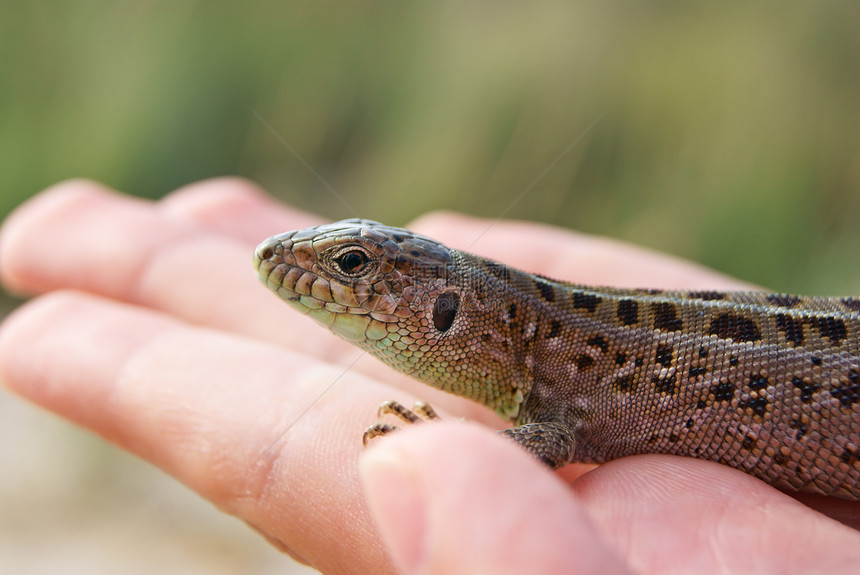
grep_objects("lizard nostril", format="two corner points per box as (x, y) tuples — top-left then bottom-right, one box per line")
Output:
(254, 238), (279, 262)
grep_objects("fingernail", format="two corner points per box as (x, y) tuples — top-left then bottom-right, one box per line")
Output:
(359, 446), (427, 574)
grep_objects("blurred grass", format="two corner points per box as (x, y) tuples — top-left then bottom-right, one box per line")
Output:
(2, 1), (859, 298)
(0, 1), (858, 571)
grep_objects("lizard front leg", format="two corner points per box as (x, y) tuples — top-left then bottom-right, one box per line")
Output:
(365, 401), (578, 472)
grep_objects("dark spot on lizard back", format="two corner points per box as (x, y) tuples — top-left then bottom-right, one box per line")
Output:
(842, 298), (860, 312)
(575, 354), (595, 370)
(840, 448), (857, 466)
(688, 291), (726, 301)
(586, 335), (609, 352)
(792, 376), (820, 404)
(652, 302), (683, 332)
(748, 374), (769, 391)
(709, 313), (762, 343)
(615, 351), (627, 366)
(547, 320), (561, 338)
(710, 380), (736, 402)
(689, 366), (708, 378)
(742, 435), (757, 450)
(831, 373), (860, 407)
(535, 280), (555, 302)
(776, 314), (805, 346)
(507, 303), (517, 322)
(809, 316), (848, 346)
(653, 373), (677, 395)
(613, 373), (636, 392)
(767, 294), (801, 308)
(572, 292), (600, 312)
(729, 355), (740, 366)
(831, 385), (860, 408)
(617, 299), (638, 326)
(790, 418), (809, 440)
(739, 396), (769, 417)
(811, 356), (822, 366)
(655, 344), (673, 367)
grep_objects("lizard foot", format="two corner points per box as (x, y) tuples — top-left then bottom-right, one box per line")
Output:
(362, 400), (439, 446)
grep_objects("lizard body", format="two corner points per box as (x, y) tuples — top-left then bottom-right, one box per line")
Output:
(253, 219), (860, 499)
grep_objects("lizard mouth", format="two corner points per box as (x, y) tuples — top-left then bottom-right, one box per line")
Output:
(253, 232), (306, 306)
(254, 232), (372, 317)
(254, 230), (410, 344)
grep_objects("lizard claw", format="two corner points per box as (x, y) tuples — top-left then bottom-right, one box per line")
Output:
(362, 423), (398, 446)
(363, 400), (440, 446)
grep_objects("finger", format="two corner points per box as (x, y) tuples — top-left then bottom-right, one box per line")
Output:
(0, 290), (401, 574)
(157, 187), (749, 290)
(574, 455), (860, 573)
(0, 180), (190, 298)
(159, 177), (326, 244)
(0, 181), (496, 420)
(159, 184), (750, 292)
(409, 211), (755, 290)
(0, 179), (344, 354)
(360, 423), (630, 575)
(0, 181), (326, 352)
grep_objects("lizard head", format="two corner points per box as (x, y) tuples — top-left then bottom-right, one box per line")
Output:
(254, 218), (454, 339)
(254, 218), (527, 420)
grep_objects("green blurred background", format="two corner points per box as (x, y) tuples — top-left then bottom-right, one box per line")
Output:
(1, 1), (858, 572)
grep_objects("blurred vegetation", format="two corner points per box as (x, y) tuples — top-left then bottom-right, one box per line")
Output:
(2, 0), (859, 314)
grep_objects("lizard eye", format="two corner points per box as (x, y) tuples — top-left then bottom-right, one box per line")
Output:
(336, 249), (370, 274)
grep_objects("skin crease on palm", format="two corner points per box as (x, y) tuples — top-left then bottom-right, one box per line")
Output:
(1, 179), (859, 574)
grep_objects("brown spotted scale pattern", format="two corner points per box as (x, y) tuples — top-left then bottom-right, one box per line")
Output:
(254, 219), (860, 499)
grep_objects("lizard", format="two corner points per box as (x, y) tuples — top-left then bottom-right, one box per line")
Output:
(253, 218), (860, 500)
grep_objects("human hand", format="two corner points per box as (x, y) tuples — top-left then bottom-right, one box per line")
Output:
(1, 179), (858, 574)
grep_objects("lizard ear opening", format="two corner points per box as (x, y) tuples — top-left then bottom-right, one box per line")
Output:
(433, 292), (460, 332)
